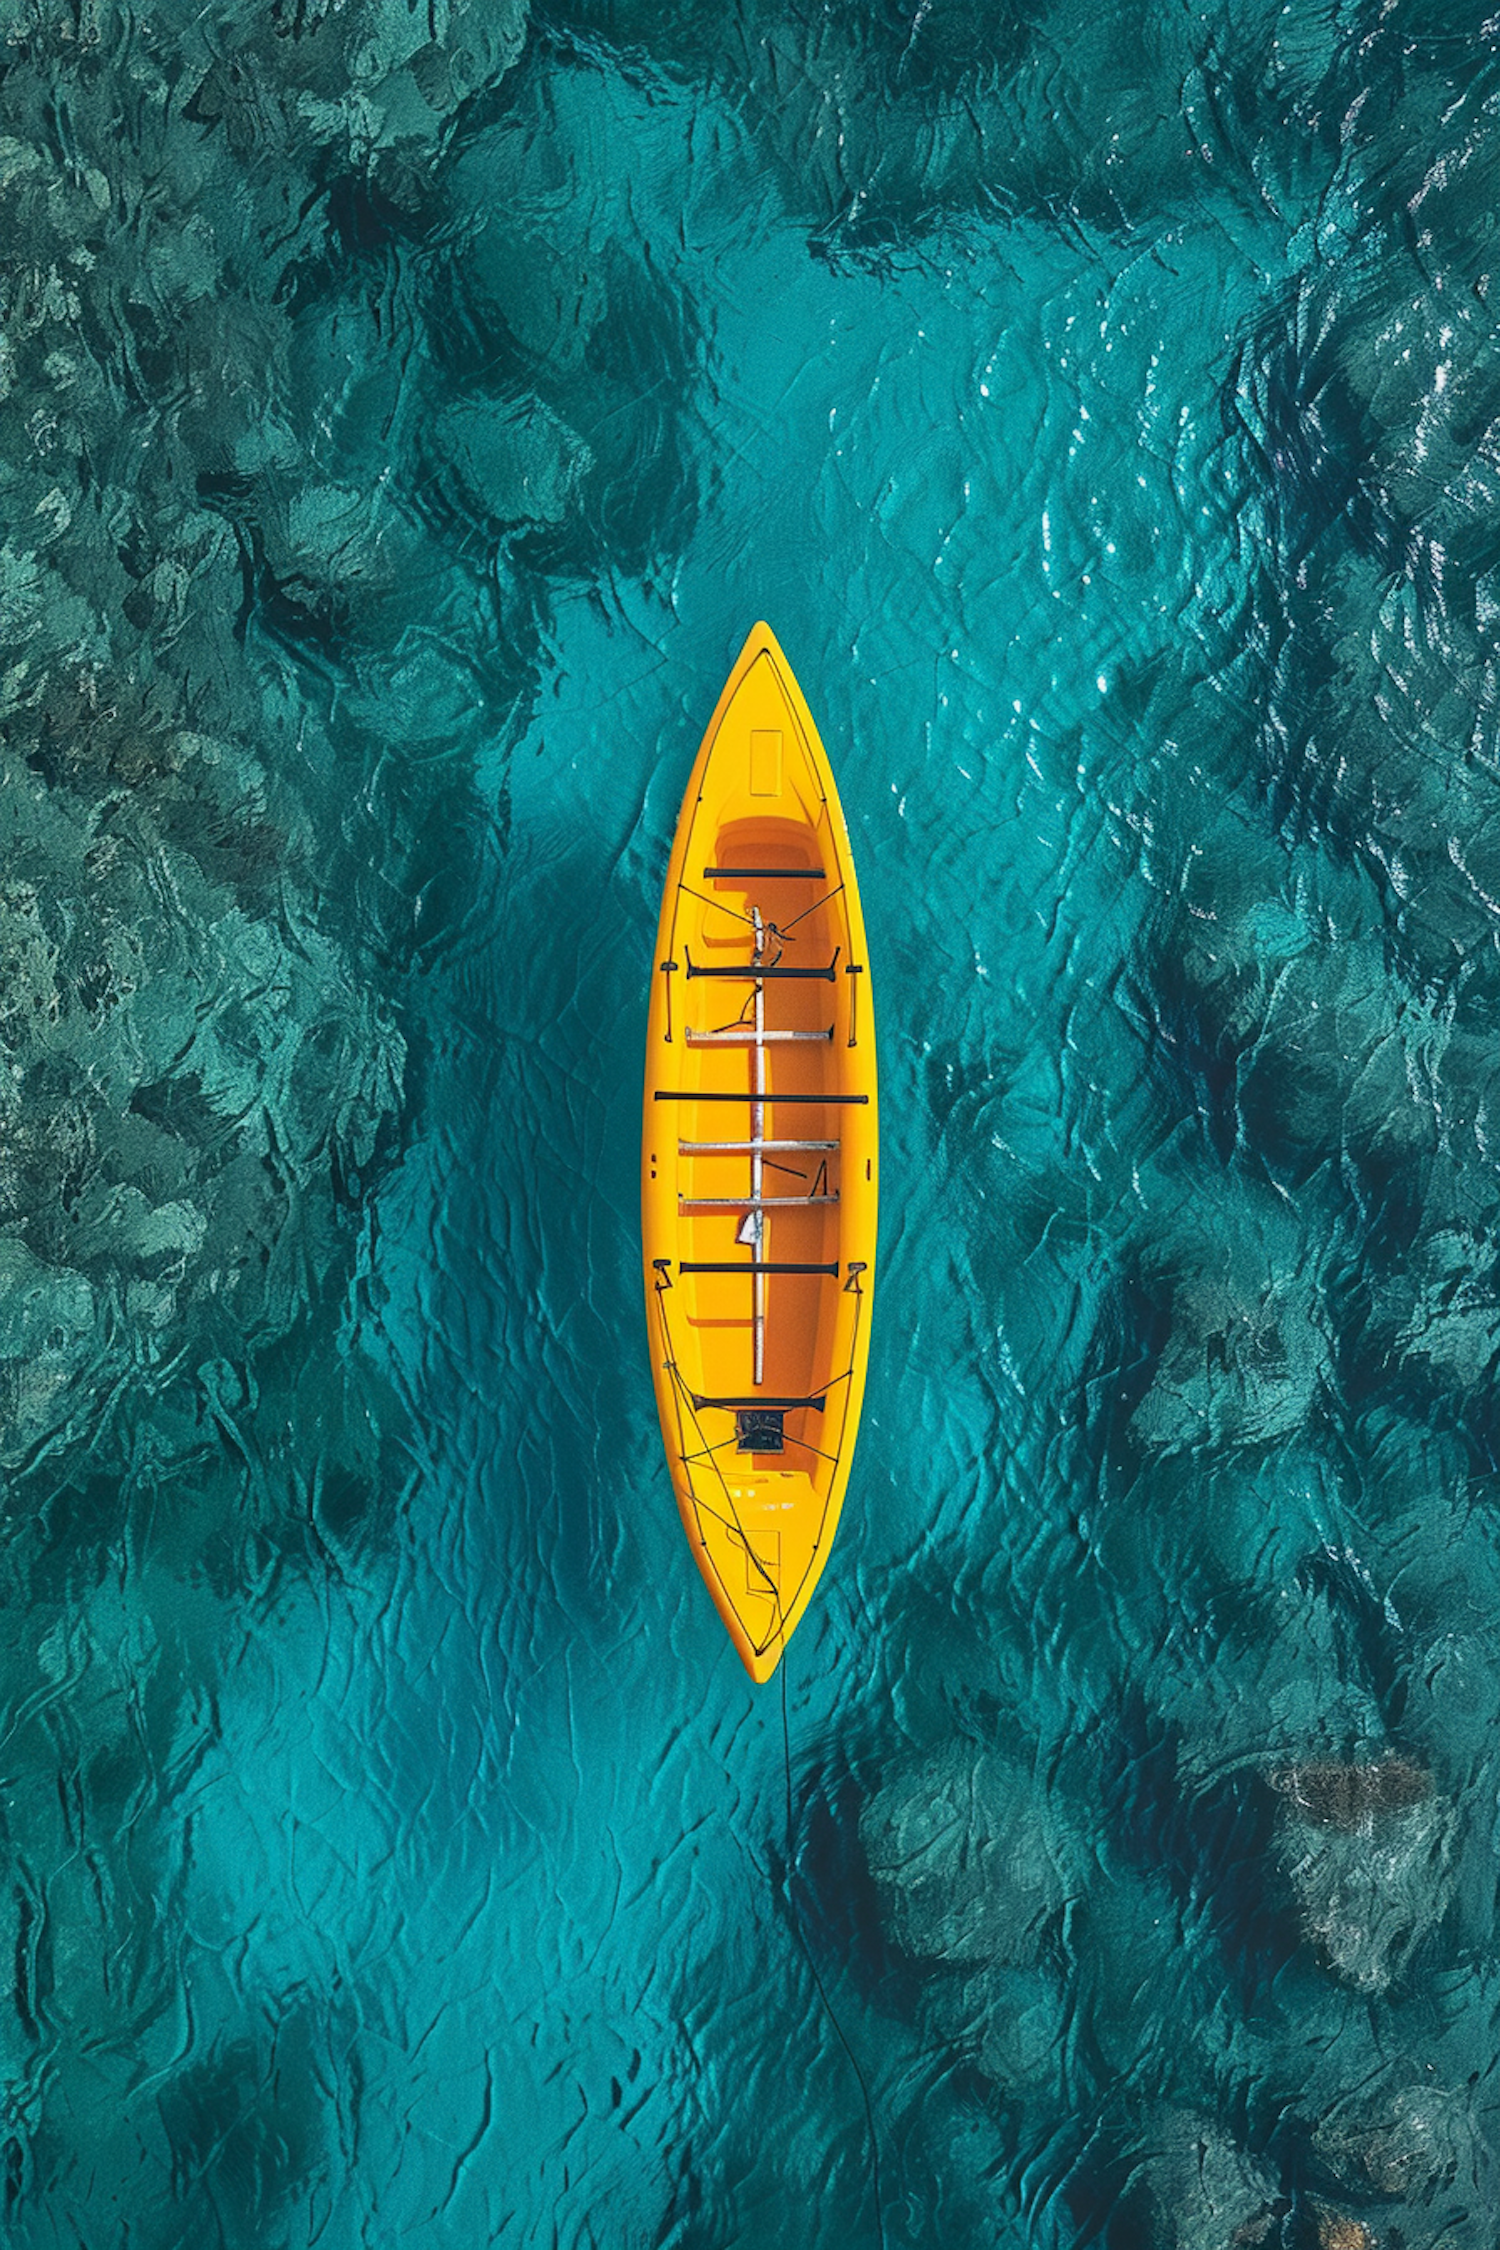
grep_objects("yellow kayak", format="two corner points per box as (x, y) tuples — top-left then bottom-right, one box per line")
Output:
(642, 623), (878, 1683)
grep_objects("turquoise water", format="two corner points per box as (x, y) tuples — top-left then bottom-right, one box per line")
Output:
(4, 1), (1500, 2241)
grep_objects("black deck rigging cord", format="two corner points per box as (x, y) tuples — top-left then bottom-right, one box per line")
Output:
(779, 1656), (887, 2250)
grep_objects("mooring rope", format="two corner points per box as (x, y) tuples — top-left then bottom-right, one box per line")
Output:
(779, 1656), (887, 2250)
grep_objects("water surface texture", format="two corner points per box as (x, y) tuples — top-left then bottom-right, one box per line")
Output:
(3, 0), (1500, 2243)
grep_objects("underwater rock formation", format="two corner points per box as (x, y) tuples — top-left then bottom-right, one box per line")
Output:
(1119, 2113), (1279, 2250)
(1306, 2067), (1497, 2250)
(1269, 1758), (1429, 1830)
(543, 0), (1320, 246)
(856, 1738), (1084, 2102)
(1271, 1759), (1456, 1995)
(1123, 1183), (1331, 1455)
(860, 1739), (1070, 1970)
(1310, 2214), (1376, 2250)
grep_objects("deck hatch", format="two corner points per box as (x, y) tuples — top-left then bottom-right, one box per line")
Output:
(749, 729), (783, 795)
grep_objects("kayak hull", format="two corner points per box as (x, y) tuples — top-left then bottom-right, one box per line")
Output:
(642, 624), (878, 1683)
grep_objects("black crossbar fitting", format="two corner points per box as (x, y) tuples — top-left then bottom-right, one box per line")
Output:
(686, 959), (838, 981)
(690, 1392), (827, 1413)
(654, 1091), (870, 1104)
(703, 866), (825, 880)
(679, 1261), (839, 1276)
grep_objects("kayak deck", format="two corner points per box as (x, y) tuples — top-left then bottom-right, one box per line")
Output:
(642, 625), (877, 1683)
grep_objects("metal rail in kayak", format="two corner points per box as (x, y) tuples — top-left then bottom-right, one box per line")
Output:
(652, 1091), (870, 1103)
(679, 1137), (836, 1152)
(684, 1026), (833, 1044)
